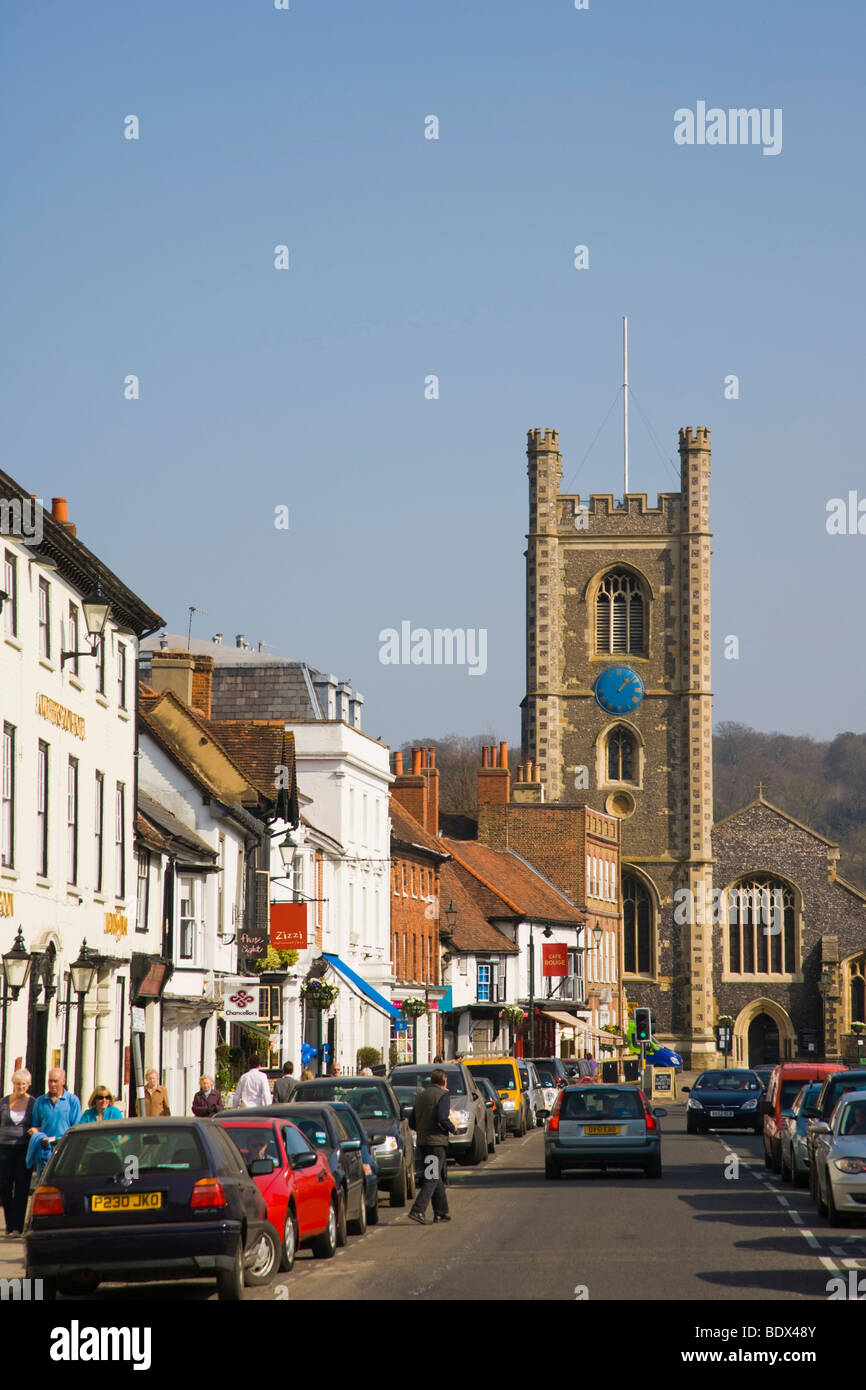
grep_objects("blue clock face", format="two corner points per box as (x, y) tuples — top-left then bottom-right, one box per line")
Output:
(594, 666), (644, 715)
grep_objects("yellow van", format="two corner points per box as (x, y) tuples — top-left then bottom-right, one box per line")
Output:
(465, 1058), (527, 1136)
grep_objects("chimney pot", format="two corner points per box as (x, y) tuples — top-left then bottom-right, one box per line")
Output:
(499, 740), (508, 768)
(394, 751), (404, 775)
(482, 746), (489, 768)
(212, 633), (222, 644)
(411, 749), (422, 775)
(51, 497), (68, 523)
(428, 748), (435, 769)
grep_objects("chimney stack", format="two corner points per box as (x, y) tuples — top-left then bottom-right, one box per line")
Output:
(148, 649), (214, 716)
(421, 745), (439, 837)
(391, 746), (427, 828)
(478, 743), (511, 808)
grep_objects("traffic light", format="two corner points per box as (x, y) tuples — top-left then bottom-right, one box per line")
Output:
(634, 1008), (652, 1042)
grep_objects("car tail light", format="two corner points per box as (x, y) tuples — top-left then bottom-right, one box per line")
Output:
(190, 1177), (227, 1209)
(644, 1111), (658, 1132)
(32, 1186), (63, 1216)
(548, 1096), (562, 1133)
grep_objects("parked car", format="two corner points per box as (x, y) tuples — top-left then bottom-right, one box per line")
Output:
(237, 1102), (367, 1236)
(24, 1118), (279, 1300)
(810, 1089), (866, 1226)
(390, 1085), (418, 1149)
(751, 1065), (775, 1093)
(325, 1101), (380, 1225)
(388, 1063), (494, 1162)
(762, 1062), (848, 1171)
(516, 1060), (545, 1127)
(683, 1070), (764, 1134)
(526, 1061), (561, 1119)
(286, 1078), (415, 1205)
(527, 1057), (570, 1088)
(473, 1075), (507, 1143)
(544, 1084), (667, 1179)
(216, 1116), (340, 1268)
(464, 1058), (529, 1135)
(779, 1083), (823, 1188)
(804, 1068), (866, 1197)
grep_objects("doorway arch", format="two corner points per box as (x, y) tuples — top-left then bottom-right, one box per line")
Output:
(733, 998), (795, 1066)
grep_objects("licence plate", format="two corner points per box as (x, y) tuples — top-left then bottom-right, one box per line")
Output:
(91, 1192), (162, 1212)
(584, 1125), (620, 1135)
(709, 1111), (735, 1118)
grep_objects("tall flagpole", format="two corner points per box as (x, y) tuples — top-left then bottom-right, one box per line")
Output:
(623, 316), (629, 496)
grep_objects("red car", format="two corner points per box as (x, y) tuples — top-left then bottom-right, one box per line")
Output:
(217, 1117), (338, 1271)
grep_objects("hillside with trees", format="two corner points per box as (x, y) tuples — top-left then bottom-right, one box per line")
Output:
(401, 726), (866, 893)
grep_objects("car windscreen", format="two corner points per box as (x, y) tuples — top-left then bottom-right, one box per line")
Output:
(466, 1064), (517, 1089)
(825, 1076), (866, 1113)
(780, 1080), (812, 1110)
(289, 1114), (331, 1149)
(534, 1066), (557, 1086)
(693, 1073), (759, 1091)
(560, 1090), (643, 1120)
(838, 1101), (866, 1136)
(222, 1127), (280, 1166)
(52, 1127), (207, 1178)
(390, 1069), (466, 1096)
(294, 1083), (394, 1118)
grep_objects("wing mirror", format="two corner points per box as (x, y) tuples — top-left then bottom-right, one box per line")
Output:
(810, 1122), (831, 1135)
(653, 1108), (668, 1118)
(290, 1150), (319, 1171)
(248, 1158), (276, 1176)
(340, 1139), (362, 1152)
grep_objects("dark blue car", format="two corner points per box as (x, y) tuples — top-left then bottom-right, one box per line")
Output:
(326, 1101), (380, 1224)
(25, 1118), (279, 1300)
(683, 1070), (764, 1134)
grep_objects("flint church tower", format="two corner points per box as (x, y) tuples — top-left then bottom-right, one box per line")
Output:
(521, 426), (716, 1066)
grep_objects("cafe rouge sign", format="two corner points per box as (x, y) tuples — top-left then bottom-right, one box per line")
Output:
(270, 901), (308, 950)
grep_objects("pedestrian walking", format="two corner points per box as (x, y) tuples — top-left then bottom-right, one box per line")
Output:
(0, 1069), (35, 1236)
(407, 1068), (455, 1226)
(137, 1069), (171, 1117)
(26, 1068), (82, 1179)
(272, 1063), (296, 1103)
(80, 1087), (123, 1122)
(191, 1075), (223, 1118)
(232, 1053), (272, 1108)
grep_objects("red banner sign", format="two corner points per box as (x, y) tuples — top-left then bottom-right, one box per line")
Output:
(270, 901), (308, 950)
(542, 942), (568, 977)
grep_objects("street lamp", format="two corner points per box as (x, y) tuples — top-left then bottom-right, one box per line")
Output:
(278, 832), (298, 875)
(1, 928), (32, 1094)
(61, 591), (111, 668)
(444, 901), (458, 933)
(70, 941), (99, 1099)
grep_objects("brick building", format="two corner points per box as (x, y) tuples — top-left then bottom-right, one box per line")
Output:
(389, 749), (450, 1062)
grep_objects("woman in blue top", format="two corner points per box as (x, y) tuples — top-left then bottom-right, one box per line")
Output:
(80, 1087), (123, 1123)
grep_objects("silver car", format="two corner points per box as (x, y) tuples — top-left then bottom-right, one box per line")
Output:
(811, 1089), (866, 1226)
(388, 1063), (494, 1164)
(517, 1060), (544, 1128)
(544, 1084), (667, 1180)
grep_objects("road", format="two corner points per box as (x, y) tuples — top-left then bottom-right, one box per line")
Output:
(59, 1102), (866, 1302)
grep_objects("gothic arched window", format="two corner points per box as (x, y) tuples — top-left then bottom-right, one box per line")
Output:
(727, 877), (796, 975)
(607, 726), (636, 782)
(623, 872), (652, 975)
(850, 960), (865, 1025)
(595, 570), (647, 655)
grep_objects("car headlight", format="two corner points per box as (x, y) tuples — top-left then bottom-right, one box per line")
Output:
(450, 1113), (470, 1132)
(687, 1098), (703, 1110)
(741, 1100), (758, 1111)
(372, 1136), (398, 1155)
(502, 1099), (516, 1111)
(833, 1158), (866, 1175)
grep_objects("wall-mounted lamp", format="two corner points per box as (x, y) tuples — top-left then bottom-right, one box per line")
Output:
(61, 592), (111, 668)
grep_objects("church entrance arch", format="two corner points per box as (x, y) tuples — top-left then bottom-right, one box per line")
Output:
(733, 998), (795, 1066)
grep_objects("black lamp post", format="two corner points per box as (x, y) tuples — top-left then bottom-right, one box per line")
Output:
(70, 941), (99, 1099)
(1, 928), (32, 1093)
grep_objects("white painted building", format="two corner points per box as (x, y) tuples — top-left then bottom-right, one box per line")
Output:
(0, 484), (163, 1106)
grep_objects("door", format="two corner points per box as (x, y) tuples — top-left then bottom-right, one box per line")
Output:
(282, 1124), (329, 1234)
(748, 1013), (780, 1067)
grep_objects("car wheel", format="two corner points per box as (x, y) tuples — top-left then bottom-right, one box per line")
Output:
(349, 1188), (367, 1236)
(645, 1155), (662, 1179)
(764, 1143), (773, 1170)
(389, 1160), (408, 1207)
(406, 1155), (417, 1198)
(281, 1209), (297, 1272)
(792, 1156), (808, 1189)
(245, 1223), (280, 1287)
(312, 1200), (338, 1259)
(487, 1128), (496, 1155)
(469, 1124), (486, 1165)
(544, 1158), (561, 1180)
(336, 1190), (348, 1246)
(826, 1177), (849, 1227)
(216, 1242), (244, 1301)
(366, 1194), (380, 1225)
(817, 1173), (829, 1219)
(771, 1140), (782, 1174)
(518, 1109), (527, 1138)
(780, 1148), (792, 1183)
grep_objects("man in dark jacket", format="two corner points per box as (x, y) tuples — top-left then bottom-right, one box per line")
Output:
(272, 1062), (296, 1103)
(408, 1069), (455, 1226)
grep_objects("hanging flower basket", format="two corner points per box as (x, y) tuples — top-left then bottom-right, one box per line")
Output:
(851, 1022), (866, 1037)
(401, 997), (429, 1020)
(499, 1005), (527, 1029)
(300, 978), (340, 1010)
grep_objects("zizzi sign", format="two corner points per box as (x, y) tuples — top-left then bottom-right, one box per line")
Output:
(269, 901), (308, 950)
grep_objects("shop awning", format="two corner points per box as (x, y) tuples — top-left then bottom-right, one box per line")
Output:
(322, 953), (401, 1021)
(541, 1010), (613, 1043)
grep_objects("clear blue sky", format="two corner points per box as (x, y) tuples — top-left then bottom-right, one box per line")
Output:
(3, 1), (864, 747)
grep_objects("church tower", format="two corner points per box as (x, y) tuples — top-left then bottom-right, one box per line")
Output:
(521, 426), (716, 1065)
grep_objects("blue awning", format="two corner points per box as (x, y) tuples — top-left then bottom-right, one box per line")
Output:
(322, 953), (401, 1021)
